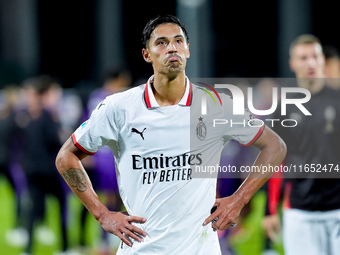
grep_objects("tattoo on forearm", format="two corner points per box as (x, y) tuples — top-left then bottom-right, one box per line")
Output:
(62, 168), (87, 192)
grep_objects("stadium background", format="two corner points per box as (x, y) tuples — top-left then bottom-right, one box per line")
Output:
(0, 0), (338, 254)
(1, 0), (339, 89)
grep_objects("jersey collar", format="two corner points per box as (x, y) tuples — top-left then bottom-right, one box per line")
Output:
(144, 75), (192, 108)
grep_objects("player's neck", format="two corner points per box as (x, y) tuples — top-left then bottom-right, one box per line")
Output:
(152, 72), (186, 106)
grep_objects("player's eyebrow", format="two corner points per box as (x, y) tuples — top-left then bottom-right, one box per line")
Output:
(154, 35), (184, 42)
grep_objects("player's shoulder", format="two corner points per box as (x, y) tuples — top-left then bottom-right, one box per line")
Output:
(191, 81), (233, 103)
(106, 83), (146, 106)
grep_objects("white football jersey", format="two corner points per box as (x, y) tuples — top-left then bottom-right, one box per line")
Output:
(72, 76), (263, 255)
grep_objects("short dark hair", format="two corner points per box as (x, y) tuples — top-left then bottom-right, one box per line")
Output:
(141, 15), (189, 48)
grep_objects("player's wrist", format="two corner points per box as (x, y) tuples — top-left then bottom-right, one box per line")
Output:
(232, 188), (251, 207)
(94, 207), (111, 223)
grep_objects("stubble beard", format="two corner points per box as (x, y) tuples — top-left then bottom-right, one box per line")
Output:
(165, 61), (186, 78)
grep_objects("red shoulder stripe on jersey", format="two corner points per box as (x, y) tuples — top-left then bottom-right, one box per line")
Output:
(186, 80), (192, 106)
(241, 125), (265, 147)
(144, 82), (151, 108)
(71, 133), (95, 155)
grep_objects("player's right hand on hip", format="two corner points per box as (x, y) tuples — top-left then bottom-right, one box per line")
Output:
(98, 211), (147, 247)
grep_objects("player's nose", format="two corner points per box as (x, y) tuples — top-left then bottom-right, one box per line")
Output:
(167, 42), (177, 53)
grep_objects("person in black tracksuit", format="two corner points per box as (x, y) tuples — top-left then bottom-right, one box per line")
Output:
(0, 86), (24, 230)
(19, 76), (68, 255)
(263, 35), (340, 255)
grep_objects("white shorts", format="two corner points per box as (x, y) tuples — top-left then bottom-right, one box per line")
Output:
(283, 208), (340, 255)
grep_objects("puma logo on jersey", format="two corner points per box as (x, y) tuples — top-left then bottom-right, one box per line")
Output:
(131, 127), (146, 140)
(98, 101), (105, 110)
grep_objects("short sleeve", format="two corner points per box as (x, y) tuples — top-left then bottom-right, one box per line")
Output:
(72, 97), (118, 155)
(221, 94), (265, 146)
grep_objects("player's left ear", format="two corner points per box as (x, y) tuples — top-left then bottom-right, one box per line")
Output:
(142, 48), (152, 63)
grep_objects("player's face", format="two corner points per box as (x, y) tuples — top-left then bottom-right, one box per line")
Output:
(142, 23), (190, 78)
(290, 43), (325, 79)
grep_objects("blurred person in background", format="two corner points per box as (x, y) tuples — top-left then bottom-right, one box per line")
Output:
(79, 67), (131, 254)
(17, 75), (71, 255)
(323, 45), (340, 89)
(56, 87), (83, 143)
(253, 78), (282, 255)
(262, 34), (340, 255)
(1, 85), (29, 246)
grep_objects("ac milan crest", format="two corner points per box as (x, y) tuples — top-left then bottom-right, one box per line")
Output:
(196, 117), (207, 140)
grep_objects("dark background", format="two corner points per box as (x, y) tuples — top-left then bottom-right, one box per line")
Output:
(0, 0), (339, 89)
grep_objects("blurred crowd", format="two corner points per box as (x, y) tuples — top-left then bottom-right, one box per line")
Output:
(0, 67), (131, 255)
(1, 40), (340, 255)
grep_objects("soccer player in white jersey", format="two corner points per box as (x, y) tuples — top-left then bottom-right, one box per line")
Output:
(56, 15), (286, 254)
